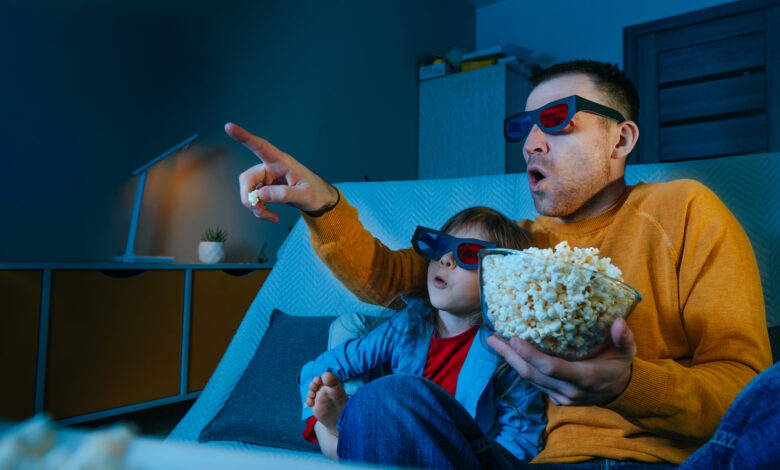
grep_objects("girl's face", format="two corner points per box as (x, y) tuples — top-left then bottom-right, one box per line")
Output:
(427, 224), (490, 316)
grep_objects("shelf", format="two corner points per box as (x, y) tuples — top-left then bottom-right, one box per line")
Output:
(0, 264), (273, 423)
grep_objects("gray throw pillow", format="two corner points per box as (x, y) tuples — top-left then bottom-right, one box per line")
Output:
(198, 309), (335, 452)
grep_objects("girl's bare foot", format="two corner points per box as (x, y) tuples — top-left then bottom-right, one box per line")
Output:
(312, 372), (348, 436)
(305, 375), (324, 408)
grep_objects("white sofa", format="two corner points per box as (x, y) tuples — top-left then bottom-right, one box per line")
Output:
(169, 152), (780, 462)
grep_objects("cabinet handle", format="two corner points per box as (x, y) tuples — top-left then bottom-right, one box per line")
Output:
(98, 269), (148, 279)
(221, 269), (256, 277)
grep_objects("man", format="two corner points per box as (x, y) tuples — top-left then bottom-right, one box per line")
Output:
(229, 60), (771, 467)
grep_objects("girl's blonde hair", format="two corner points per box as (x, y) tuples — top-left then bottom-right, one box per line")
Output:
(439, 206), (532, 252)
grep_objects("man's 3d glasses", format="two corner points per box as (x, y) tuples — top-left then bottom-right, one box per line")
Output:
(504, 94), (626, 142)
(411, 226), (496, 270)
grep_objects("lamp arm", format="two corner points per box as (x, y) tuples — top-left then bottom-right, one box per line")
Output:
(116, 133), (198, 263)
(132, 133), (198, 175)
(121, 170), (148, 259)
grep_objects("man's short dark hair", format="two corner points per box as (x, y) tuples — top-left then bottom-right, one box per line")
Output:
(531, 60), (639, 123)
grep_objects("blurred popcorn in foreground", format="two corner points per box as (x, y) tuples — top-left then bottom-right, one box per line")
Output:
(481, 241), (640, 359)
(0, 415), (55, 468)
(0, 415), (136, 470)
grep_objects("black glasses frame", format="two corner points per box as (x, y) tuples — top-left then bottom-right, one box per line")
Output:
(504, 95), (626, 142)
(411, 225), (496, 270)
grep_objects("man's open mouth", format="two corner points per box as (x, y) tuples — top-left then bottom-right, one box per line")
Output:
(527, 166), (546, 189)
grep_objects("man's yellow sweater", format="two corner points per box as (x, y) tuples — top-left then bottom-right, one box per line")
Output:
(303, 179), (771, 464)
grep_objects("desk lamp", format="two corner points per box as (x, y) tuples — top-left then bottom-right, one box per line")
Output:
(115, 133), (199, 263)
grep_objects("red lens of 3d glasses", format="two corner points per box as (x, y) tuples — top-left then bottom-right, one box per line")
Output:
(539, 103), (570, 129)
(456, 243), (486, 265)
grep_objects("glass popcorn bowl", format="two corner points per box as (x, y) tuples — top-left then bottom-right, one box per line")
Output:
(479, 248), (642, 360)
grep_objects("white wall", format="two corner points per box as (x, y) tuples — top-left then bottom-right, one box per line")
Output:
(476, 0), (734, 67)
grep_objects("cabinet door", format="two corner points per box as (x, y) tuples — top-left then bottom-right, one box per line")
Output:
(0, 270), (41, 421)
(188, 269), (270, 392)
(46, 270), (183, 419)
(624, 2), (780, 163)
(418, 64), (530, 179)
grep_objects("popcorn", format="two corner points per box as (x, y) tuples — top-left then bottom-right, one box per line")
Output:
(248, 189), (261, 206)
(0, 415), (136, 470)
(481, 241), (640, 359)
(0, 415), (55, 467)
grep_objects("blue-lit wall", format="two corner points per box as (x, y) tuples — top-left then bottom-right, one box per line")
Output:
(0, 1), (474, 263)
(476, 0), (733, 67)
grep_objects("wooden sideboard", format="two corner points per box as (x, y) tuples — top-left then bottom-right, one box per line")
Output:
(0, 263), (271, 425)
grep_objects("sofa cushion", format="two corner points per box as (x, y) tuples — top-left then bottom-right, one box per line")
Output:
(198, 309), (335, 452)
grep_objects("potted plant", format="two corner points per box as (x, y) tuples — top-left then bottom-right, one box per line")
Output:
(199, 227), (227, 264)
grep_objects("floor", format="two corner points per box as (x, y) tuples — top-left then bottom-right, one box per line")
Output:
(76, 399), (196, 438)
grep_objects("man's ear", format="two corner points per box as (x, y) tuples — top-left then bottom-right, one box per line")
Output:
(612, 120), (639, 161)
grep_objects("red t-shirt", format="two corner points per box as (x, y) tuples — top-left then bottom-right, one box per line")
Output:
(422, 325), (480, 396)
(303, 325), (480, 443)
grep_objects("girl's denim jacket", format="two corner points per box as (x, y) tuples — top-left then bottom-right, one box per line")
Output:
(299, 298), (546, 461)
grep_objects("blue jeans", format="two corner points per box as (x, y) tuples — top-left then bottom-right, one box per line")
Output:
(336, 374), (675, 469)
(336, 374), (519, 469)
(679, 362), (780, 469)
(336, 365), (780, 469)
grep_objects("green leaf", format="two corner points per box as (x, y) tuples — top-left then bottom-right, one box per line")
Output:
(201, 226), (227, 242)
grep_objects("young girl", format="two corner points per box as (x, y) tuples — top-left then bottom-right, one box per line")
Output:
(299, 206), (546, 463)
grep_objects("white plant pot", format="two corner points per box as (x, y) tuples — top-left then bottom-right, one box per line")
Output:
(198, 241), (225, 264)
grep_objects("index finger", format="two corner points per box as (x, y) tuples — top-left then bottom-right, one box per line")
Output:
(224, 122), (286, 165)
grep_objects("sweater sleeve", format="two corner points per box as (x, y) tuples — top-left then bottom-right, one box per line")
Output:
(606, 184), (772, 442)
(302, 189), (428, 306)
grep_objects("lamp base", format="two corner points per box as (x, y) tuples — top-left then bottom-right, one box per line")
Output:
(114, 255), (174, 264)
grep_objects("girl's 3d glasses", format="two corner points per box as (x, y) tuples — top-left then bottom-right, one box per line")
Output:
(411, 226), (496, 270)
(504, 94), (626, 142)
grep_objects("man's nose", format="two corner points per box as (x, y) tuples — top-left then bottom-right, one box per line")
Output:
(523, 125), (548, 158)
